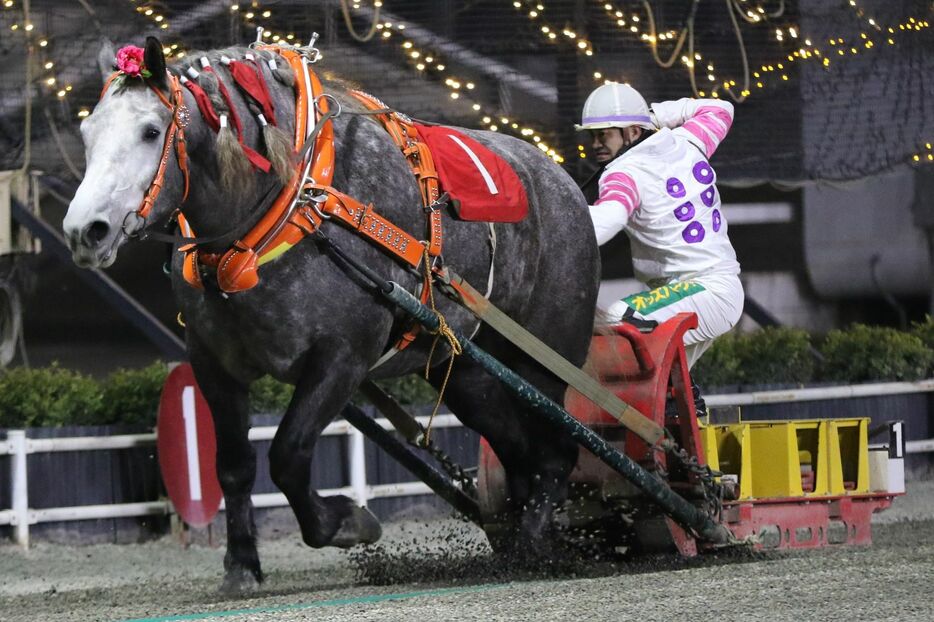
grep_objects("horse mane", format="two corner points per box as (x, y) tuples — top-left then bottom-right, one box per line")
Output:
(103, 45), (380, 199)
(167, 47), (359, 196)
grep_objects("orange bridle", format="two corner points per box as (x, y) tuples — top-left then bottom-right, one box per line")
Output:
(100, 71), (192, 230)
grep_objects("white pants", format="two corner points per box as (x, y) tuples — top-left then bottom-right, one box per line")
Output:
(605, 272), (744, 369)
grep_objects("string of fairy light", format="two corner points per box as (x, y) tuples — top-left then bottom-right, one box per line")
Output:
(1, 0), (186, 121)
(11, 0), (564, 162)
(512, 0), (932, 164)
(231, 2), (566, 162)
(3, 0), (74, 104)
(521, 0), (929, 97)
(2, 0), (930, 166)
(511, 1), (595, 56)
(230, 2), (303, 48)
(372, 20), (566, 162)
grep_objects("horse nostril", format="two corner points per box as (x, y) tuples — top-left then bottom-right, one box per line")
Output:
(81, 221), (111, 248)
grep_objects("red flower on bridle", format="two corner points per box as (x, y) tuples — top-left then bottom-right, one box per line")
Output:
(115, 45), (151, 78)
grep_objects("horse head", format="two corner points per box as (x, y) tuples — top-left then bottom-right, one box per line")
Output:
(64, 37), (292, 268)
(64, 38), (186, 268)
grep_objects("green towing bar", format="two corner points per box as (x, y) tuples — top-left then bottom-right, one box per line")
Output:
(382, 281), (733, 545)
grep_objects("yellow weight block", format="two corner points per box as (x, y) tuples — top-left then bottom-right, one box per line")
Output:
(699, 417), (870, 500)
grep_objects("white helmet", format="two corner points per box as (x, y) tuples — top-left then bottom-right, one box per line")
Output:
(576, 83), (656, 131)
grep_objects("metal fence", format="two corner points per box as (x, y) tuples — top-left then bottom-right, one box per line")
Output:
(2, 380), (933, 548)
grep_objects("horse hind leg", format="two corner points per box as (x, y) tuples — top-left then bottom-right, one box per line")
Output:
(429, 352), (578, 559)
(268, 339), (382, 550)
(189, 343), (262, 592)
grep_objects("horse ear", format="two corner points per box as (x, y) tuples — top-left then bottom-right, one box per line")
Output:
(144, 36), (168, 87)
(97, 39), (117, 82)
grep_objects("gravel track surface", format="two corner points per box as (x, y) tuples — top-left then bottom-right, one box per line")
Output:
(2, 481), (933, 622)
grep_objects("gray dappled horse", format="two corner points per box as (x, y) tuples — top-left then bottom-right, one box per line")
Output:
(63, 38), (599, 590)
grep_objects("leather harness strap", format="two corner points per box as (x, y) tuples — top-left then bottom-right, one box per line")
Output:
(179, 47), (325, 291)
(347, 90), (443, 258)
(140, 45), (448, 357)
(177, 46), (444, 301)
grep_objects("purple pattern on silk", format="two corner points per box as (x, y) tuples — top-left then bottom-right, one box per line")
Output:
(700, 186), (716, 207)
(682, 221), (706, 244)
(674, 201), (695, 222)
(712, 209), (722, 232)
(692, 160), (714, 184)
(666, 177), (686, 198)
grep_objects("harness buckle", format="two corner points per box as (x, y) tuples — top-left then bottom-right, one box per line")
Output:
(425, 192), (450, 213)
(301, 188), (332, 221)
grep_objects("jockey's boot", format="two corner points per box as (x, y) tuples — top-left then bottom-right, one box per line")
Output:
(692, 379), (708, 419)
(664, 377), (707, 420)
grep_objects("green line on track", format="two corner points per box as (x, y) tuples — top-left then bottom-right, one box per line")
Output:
(121, 583), (508, 621)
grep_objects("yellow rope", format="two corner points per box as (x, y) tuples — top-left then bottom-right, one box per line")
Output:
(421, 250), (462, 445)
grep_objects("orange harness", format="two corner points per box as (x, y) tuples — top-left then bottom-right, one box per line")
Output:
(177, 47), (443, 308)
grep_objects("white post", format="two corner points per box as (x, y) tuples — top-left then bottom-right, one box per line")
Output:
(9, 430), (29, 548)
(888, 421), (906, 494)
(348, 428), (368, 506)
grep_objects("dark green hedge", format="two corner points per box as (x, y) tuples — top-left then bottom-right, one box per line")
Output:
(693, 320), (934, 389)
(0, 363), (437, 428)
(1, 320), (932, 428)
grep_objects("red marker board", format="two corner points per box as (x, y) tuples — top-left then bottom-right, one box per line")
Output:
(157, 363), (223, 527)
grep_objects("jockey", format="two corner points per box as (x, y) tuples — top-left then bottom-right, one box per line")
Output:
(578, 82), (744, 379)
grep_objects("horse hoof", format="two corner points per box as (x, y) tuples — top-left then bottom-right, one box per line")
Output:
(330, 505), (382, 548)
(219, 567), (263, 594)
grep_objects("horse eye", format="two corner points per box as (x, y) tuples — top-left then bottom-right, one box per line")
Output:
(142, 126), (161, 142)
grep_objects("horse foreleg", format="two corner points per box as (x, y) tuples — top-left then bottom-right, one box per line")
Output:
(188, 342), (261, 592)
(269, 339), (382, 549)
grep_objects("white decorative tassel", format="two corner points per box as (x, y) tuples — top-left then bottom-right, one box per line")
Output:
(186, 67), (200, 80)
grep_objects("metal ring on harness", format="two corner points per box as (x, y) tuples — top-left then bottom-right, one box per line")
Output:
(314, 93), (342, 119)
(304, 47), (322, 63)
(122, 211), (146, 239)
(303, 188), (332, 221)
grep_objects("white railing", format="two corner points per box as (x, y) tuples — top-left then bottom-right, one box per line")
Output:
(2, 379), (933, 548)
(0, 413), (462, 548)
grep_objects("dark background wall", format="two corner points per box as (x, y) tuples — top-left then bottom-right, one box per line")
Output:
(0, 0), (931, 374)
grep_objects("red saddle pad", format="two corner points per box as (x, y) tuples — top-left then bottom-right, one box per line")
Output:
(414, 124), (529, 223)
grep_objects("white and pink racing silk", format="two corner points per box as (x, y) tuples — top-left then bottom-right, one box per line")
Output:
(589, 98), (740, 286)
